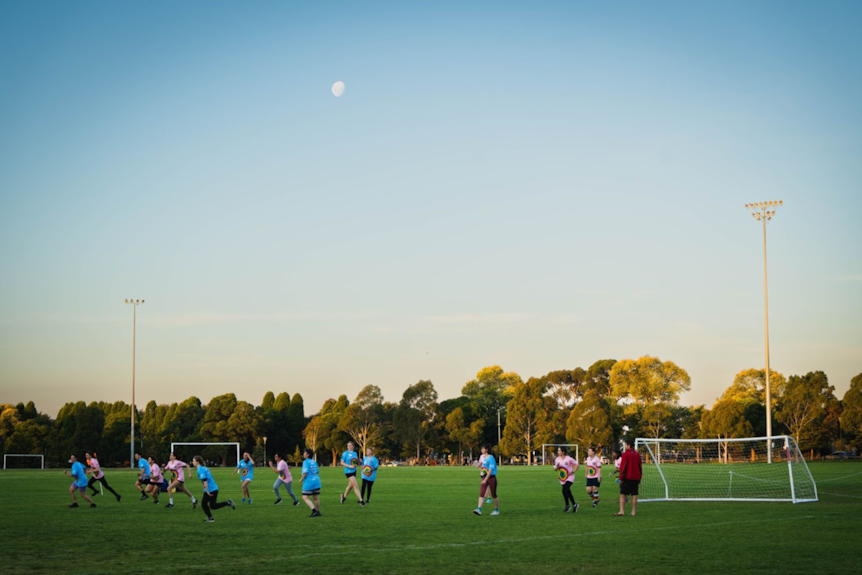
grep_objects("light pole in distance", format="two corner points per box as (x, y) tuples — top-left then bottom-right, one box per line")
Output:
(125, 298), (144, 469)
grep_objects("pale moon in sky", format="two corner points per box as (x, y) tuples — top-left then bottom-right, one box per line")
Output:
(331, 81), (345, 97)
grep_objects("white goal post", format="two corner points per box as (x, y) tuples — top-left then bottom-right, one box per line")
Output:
(170, 442), (240, 466)
(635, 436), (818, 504)
(3, 454), (45, 469)
(541, 444), (579, 465)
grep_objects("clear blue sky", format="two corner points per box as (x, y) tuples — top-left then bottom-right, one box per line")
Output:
(1, 0), (860, 417)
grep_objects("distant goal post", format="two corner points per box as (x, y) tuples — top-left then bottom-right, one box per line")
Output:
(3, 454), (45, 469)
(635, 436), (818, 504)
(541, 444), (579, 465)
(170, 442), (240, 466)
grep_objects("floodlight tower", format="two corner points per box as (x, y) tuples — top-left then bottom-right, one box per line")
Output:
(125, 298), (144, 469)
(744, 201), (782, 463)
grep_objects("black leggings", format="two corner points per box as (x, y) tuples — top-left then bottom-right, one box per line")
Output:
(88, 475), (120, 498)
(361, 479), (374, 502)
(561, 482), (576, 506)
(201, 490), (230, 518)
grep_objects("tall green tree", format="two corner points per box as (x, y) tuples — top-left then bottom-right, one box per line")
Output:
(395, 380), (438, 460)
(499, 378), (551, 464)
(701, 399), (753, 463)
(565, 390), (613, 451)
(840, 373), (862, 449)
(338, 385), (384, 454)
(776, 371), (834, 451)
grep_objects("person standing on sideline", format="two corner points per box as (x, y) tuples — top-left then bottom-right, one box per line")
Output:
(164, 452), (197, 509)
(340, 441), (364, 506)
(300, 448), (322, 517)
(553, 447), (578, 513)
(134, 453), (150, 500)
(585, 447), (602, 508)
(360, 447), (380, 504)
(615, 439), (643, 517)
(269, 453), (299, 506)
(613, 449), (629, 503)
(473, 444), (499, 516)
(64, 455), (97, 508)
(233, 452), (255, 504)
(84, 452), (121, 502)
(193, 455), (235, 523)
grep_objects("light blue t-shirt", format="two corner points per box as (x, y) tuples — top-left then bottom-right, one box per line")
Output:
(237, 459), (254, 481)
(361, 456), (379, 482)
(71, 461), (88, 487)
(302, 459), (321, 491)
(485, 454), (498, 477)
(138, 458), (150, 477)
(341, 450), (359, 474)
(197, 466), (219, 492)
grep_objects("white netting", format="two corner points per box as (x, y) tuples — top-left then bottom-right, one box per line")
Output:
(635, 436), (817, 504)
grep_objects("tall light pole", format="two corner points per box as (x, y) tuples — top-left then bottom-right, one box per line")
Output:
(125, 299), (144, 469)
(263, 436), (267, 464)
(744, 201), (782, 463)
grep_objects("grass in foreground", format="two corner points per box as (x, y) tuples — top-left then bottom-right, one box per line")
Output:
(1, 461), (860, 574)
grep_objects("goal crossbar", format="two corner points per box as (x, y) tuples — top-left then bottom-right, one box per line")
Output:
(4, 454), (45, 469)
(170, 442), (240, 465)
(541, 444), (579, 465)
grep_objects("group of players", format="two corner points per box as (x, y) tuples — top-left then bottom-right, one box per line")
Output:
(64, 438), (642, 520)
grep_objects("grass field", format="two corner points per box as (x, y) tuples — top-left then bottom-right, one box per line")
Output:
(1, 461), (860, 574)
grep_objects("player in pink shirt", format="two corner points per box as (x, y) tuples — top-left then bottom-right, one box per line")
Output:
(553, 447), (579, 513)
(164, 452), (198, 509)
(84, 451), (121, 502)
(585, 447), (602, 508)
(145, 456), (163, 505)
(269, 453), (299, 506)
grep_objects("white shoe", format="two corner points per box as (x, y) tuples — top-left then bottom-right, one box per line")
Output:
(473, 508), (482, 516)
(490, 509), (500, 516)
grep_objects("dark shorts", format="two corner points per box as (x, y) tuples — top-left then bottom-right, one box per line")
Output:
(620, 479), (640, 496)
(345, 472), (357, 479)
(481, 475), (497, 498)
(148, 479), (161, 486)
(302, 488), (321, 496)
(586, 478), (601, 488)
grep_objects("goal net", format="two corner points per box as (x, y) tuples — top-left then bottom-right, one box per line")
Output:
(541, 444), (579, 466)
(3, 454), (45, 469)
(635, 436), (818, 504)
(170, 442), (240, 469)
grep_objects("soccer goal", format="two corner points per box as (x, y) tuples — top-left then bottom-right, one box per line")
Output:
(541, 444), (579, 465)
(635, 436), (818, 504)
(3, 454), (45, 469)
(170, 442), (240, 467)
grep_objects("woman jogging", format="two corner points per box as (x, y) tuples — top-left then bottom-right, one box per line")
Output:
(300, 448), (321, 517)
(84, 452), (121, 502)
(360, 447), (379, 504)
(233, 452), (255, 504)
(585, 447), (602, 507)
(340, 441), (364, 506)
(193, 455), (235, 522)
(145, 456), (164, 505)
(553, 446), (578, 513)
(164, 452), (197, 509)
(473, 444), (499, 516)
(269, 453), (299, 506)
(134, 453), (150, 500)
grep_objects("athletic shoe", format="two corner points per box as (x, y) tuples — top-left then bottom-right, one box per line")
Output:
(154, 500), (160, 505)
(473, 508), (482, 516)
(360, 501), (366, 507)
(274, 498), (283, 505)
(248, 498), (253, 505)
(90, 503), (97, 508)
(573, 503), (579, 514)
(340, 494), (346, 504)
(293, 500), (300, 506)
(204, 517), (214, 523)
(485, 498), (492, 504)
(165, 503), (174, 508)
(69, 503), (79, 508)
(564, 505), (570, 513)
(592, 499), (598, 508)
(310, 509), (321, 517)
(227, 499), (236, 510)
(116, 495), (121, 502)
(193, 500), (198, 510)
(241, 498), (246, 504)
(357, 499), (362, 504)
(140, 494), (148, 501)
(490, 509), (499, 516)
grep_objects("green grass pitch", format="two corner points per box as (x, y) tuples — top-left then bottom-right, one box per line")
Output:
(1, 462), (860, 574)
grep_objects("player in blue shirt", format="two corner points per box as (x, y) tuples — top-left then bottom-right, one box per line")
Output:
(64, 454), (96, 508)
(193, 455), (235, 523)
(134, 453), (151, 501)
(232, 452), (255, 505)
(340, 441), (364, 506)
(360, 447), (380, 504)
(473, 444), (500, 516)
(300, 448), (322, 517)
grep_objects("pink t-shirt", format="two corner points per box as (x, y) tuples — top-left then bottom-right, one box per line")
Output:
(554, 456), (578, 484)
(277, 460), (292, 482)
(165, 460), (187, 482)
(585, 455), (602, 481)
(614, 457), (622, 470)
(149, 463), (163, 482)
(89, 458), (104, 479)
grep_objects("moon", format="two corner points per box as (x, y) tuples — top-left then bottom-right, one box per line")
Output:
(331, 81), (345, 97)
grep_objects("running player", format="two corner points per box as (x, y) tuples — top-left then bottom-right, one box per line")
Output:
(193, 455), (235, 523)
(553, 446), (578, 513)
(585, 447), (602, 507)
(134, 453), (150, 500)
(232, 452), (255, 504)
(360, 447), (379, 504)
(84, 452), (120, 501)
(478, 450), (492, 503)
(473, 444), (499, 516)
(300, 448), (321, 517)
(269, 453), (299, 506)
(145, 456), (163, 505)
(164, 452), (197, 509)
(64, 454), (97, 508)
(339, 441), (363, 506)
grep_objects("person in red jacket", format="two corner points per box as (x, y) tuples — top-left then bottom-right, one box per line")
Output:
(614, 438), (642, 516)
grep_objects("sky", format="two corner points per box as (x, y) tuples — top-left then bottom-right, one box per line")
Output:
(1, 0), (860, 418)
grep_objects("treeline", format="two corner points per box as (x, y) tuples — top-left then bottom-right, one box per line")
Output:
(2, 357), (861, 467)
